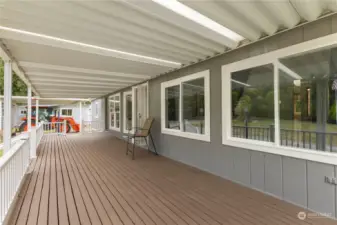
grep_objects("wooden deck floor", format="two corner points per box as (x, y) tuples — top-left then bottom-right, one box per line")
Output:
(7, 133), (337, 225)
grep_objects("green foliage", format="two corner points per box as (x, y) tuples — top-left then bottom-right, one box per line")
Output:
(329, 102), (337, 122)
(0, 59), (28, 96)
(234, 95), (251, 120)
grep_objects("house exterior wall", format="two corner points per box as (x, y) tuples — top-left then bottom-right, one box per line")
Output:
(92, 98), (106, 130)
(59, 103), (91, 124)
(105, 15), (337, 218)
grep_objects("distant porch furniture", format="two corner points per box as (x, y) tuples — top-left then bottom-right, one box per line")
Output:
(126, 117), (158, 159)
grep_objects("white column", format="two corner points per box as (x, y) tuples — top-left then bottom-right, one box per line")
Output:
(27, 86), (32, 131)
(79, 101), (82, 133)
(36, 99), (39, 125)
(3, 60), (12, 154)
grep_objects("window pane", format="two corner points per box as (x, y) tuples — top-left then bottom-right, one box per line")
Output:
(116, 113), (120, 128)
(125, 94), (132, 131)
(182, 78), (205, 134)
(110, 112), (115, 127)
(231, 64), (274, 142)
(165, 85), (180, 130)
(279, 47), (337, 151)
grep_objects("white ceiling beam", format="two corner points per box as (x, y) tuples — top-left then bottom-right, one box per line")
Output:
(0, 26), (181, 68)
(20, 62), (150, 79)
(0, 2), (210, 60)
(37, 89), (110, 94)
(180, 0), (261, 41)
(261, 0), (300, 29)
(30, 78), (127, 87)
(0, 95), (90, 101)
(27, 72), (136, 84)
(32, 82), (120, 89)
(290, 0), (324, 21)
(0, 40), (40, 95)
(122, 0), (239, 48)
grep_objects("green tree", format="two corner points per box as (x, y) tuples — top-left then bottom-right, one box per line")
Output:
(0, 59), (28, 96)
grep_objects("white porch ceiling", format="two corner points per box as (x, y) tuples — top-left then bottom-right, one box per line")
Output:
(0, 0), (336, 98)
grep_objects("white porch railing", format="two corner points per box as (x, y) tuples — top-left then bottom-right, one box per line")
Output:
(82, 120), (104, 133)
(42, 121), (67, 135)
(0, 138), (30, 225)
(0, 123), (45, 225)
(36, 122), (44, 145)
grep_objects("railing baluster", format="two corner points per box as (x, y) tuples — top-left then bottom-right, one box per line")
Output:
(303, 131), (305, 148)
(330, 134), (333, 152)
(309, 132), (312, 149)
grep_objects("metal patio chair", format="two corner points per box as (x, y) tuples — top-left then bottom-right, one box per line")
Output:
(126, 117), (158, 160)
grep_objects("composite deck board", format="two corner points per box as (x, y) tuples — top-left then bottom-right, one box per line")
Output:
(7, 133), (337, 225)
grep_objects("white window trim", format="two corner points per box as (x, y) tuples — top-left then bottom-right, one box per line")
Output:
(222, 32), (337, 165)
(161, 70), (210, 142)
(108, 93), (121, 132)
(123, 91), (134, 134)
(60, 108), (73, 117)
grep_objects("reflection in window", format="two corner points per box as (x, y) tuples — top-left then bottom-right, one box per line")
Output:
(182, 78), (205, 134)
(231, 64), (274, 142)
(165, 85), (180, 130)
(279, 48), (337, 151)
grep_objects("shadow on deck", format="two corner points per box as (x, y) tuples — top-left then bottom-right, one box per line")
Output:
(7, 133), (336, 225)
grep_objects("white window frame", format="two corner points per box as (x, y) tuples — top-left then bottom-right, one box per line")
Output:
(161, 70), (210, 142)
(123, 91), (134, 134)
(222, 33), (337, 165)
(60, 108), (73, 117)
(108, 93), (121, 131)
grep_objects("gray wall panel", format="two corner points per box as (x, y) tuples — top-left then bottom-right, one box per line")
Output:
(250, 151), (265, 191)
(105, 15), (337, 218)
(307, 161), (335, 217)
(233, 149), (251, 186)
(282, 157), (307, 207)
(265, 154), (283, 198)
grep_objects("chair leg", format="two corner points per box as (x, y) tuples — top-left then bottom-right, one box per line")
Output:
(150, 133), (158, 155)
(144, 137), (150, 153)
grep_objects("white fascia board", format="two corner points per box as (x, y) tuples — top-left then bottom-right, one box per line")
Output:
(20, 62), (151, 80)
(32, 83), (120, 89)
(0, 95), (90, 101)
(0, 27), (181, 68)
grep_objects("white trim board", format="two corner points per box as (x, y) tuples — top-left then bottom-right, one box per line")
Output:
(221, 32), (337, 165)
(108, 93), (121, 132)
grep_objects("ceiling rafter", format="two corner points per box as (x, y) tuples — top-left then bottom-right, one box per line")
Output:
(19, 62), (151, 79)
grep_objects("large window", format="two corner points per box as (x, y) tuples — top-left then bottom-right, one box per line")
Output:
(109, 93), (120, 131)
(223, 35), (337, 164)
(231, 64), (274, 142)
(161, 70), (210, 141)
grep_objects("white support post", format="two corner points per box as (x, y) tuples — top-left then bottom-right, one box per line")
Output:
(3, 60), (12, 154)
(79, 101), (82, 134)
(27, 86), (32, 131)
(63, 120), (67, 135)
(36, 99), (39, 125)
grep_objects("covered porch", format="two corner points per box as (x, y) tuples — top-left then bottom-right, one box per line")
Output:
(7, 133), (335, 225)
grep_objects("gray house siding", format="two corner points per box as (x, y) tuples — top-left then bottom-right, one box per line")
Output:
(106, 15), (337, 218)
